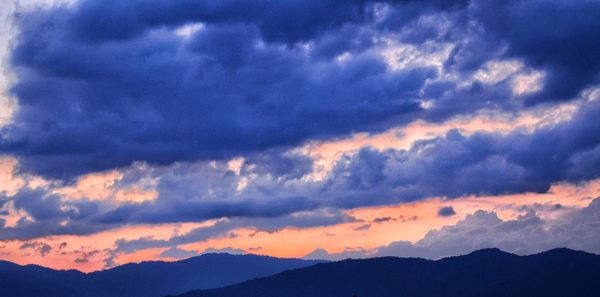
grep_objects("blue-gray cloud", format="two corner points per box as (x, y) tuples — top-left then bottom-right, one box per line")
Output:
(19, 241), (52, 257)
(306, 197), (600, 260)
(2, 97), (600, 241)
(0, 0), (599, 247)
(2, 0), (598, 178)
(108, 209), (356, 260)
(437, 206), (456, 217)
(325, 99), (600, 206)
(2, 1), (435, 178)
(469, 0), (600, 104)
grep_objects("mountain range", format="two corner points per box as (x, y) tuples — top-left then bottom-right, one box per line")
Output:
(0, 253), (323, 297)
(2, 248), (599, 297)
(173, 248), (600, 297)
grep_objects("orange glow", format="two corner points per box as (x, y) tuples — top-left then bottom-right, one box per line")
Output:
(2, 178), (593, 272)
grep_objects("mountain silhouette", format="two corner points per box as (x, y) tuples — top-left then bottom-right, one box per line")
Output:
(173, 248), (600, 297)
(0, 253), (323, 297)
(0, 260), (83, 297)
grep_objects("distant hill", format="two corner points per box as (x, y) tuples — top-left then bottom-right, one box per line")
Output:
(173, 248), (600, 297)
(0, 260), (83, 297)
(0, 253), (323, 297)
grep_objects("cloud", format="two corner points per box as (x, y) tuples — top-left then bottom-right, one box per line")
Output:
(1, 98), (600, 241)
(304, 247), (368, 260)
(437, 206), (456, 217)
(108, 209), (357, 258)
(202, 247), (245, 255)
(309, 197), (600, 260)
(325, 99), (600, 206)
(379, 198), (600, 258)
(0, 185), (111, 240)
(114, 220), (237, 254)
(3, 0), (598, 179)
(354, 224), (371, 231)
(0, 1), (598, 252)
(67, 0), (378, 44)
(372, 216), (395, 223)
(159, 247), (200, 259)
(3, 1), (438, 179)
(159, 246), (244, 261)
(73, 248), (101, 264)
(19, 241), (52, 257)
(469, 0), (600, 103)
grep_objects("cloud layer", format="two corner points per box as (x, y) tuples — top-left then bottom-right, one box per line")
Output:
(2, 98), (600, 241)
(307, 197), (600, 260)
(2, 0), (599, 178)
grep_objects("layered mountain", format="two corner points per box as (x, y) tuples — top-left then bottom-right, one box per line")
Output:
(174, 248), (600, 297)
(0, 253), (323, 297)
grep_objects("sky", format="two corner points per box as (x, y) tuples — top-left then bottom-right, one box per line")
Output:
(0, 0), (599, 272)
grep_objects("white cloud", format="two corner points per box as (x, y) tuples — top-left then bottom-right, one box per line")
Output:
(306, 198), (600, 260)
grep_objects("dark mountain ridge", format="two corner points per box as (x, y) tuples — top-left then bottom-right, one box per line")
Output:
(174, 248), (600, 297)
(0, 253), (323, 297)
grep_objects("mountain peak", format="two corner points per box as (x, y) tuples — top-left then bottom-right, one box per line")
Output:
(536, 247), (595, 258)
(466, 248), (512, 257)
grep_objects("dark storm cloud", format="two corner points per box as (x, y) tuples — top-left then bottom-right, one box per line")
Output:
(68, 0), (374, 44)
(2, 98), (600, 241)
(64, 0), (470, 45)
(441, 0), (600, 105)
(4, 0), (598, 178)
(470, 0), (600, 104)
(2, 0), (441, 179)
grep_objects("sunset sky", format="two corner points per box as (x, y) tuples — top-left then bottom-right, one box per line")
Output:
(0, 0), (599, 272)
